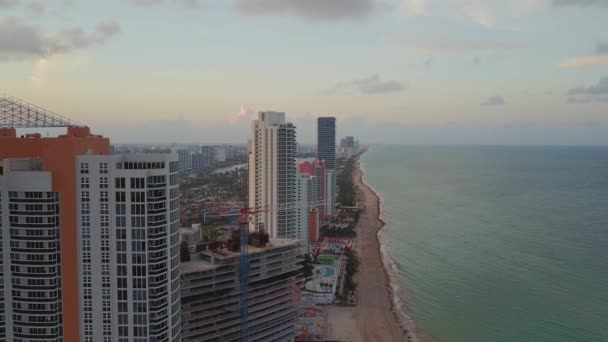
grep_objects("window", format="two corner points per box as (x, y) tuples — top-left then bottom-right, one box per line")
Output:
(115, 178), (126, 189)
(116, 204), (126, 215)
(116, 216), (126, 227)
(131, 216), (145, 227)
(130, 178), (145, 189)
(115, 192), (125, 203)
(130, 192), (145, 203)
(131, 204), (145, 215)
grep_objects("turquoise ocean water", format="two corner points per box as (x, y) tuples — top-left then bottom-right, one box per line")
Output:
(360, 145), (608, 342)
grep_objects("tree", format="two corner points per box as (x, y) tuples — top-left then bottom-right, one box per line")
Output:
(342, 247), (360, 301)
(302, 254), (314, 279)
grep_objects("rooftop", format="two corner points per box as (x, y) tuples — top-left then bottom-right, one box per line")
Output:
(181, 238), (300, 274)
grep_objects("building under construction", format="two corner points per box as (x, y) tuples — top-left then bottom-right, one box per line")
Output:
(180, 237), (303, 342)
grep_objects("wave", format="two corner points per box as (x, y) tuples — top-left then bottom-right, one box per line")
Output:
(359, 154), (421, 342)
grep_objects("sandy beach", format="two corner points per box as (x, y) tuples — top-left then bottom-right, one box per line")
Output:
(327, 157), (412, 342)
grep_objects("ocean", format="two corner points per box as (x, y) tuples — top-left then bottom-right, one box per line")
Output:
(360, 145), (608, 342)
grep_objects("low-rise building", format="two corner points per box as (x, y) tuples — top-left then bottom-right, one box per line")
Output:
(180, 223), (202, 245)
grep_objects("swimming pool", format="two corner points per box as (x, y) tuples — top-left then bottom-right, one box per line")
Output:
(323, 267), (335, 277)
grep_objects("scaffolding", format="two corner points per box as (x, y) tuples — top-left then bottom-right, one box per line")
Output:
(0, 94), (82, 128)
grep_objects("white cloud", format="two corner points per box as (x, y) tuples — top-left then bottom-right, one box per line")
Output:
(566, 76), (608, 103)
(0, 0), (19, 9)
(325, 74), (407, 95)
(556, 55), (608, 68)
(481, 95), (505, 105)
(415, 40), (514, 54)
(403, 0), (428, 15)
(0, 17), (121, 61)
(466, 4), (496, 28)
(234, 0), (377, 21)
(228, 105), (256, 125)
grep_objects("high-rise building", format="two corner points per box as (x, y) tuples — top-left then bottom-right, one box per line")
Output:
(0, 123), (110, 342)
(317, 117), (336, 171)
(340, 136), (355, 148)
(176, 149), (192, 173)
(76, 153), (181, 342)
(180, 238), (302, 342)
(0, 96), (180, 342)
(297, 159), (330, 223)
(248, 112), (297, 238)
(212, 145), (232, 163)
(295, 172), (320, 244)
(325, 170), (336, 218)
(191, 148), (213, 170)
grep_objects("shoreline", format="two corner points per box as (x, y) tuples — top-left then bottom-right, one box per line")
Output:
(357, 158), (419, 342)
(350, 152), (416, 342)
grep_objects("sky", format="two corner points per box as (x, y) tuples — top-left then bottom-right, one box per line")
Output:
(1, 0), (607, 145)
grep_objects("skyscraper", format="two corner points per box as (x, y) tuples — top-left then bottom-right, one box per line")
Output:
(248, 111), (297, 238)
(76, 153), (181, 341)
(317, 117), (336, 171)
(0, 123), (109, 342)
(317, 117), (337, 220)
(0, 96), (180, 342)
(176, 148), (191, 173)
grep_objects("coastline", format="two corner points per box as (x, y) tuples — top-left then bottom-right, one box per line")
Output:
(358, 157), (420, 342)
(351, 153), (416, 342)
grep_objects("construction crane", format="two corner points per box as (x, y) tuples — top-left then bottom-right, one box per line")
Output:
(236, 206), (266, 342)
(233, 199), (328, 342)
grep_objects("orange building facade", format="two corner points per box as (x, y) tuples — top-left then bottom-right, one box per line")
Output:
(0, 127), (110, 342)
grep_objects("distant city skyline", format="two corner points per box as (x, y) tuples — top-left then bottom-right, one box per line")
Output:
(1, 1), (608, 145)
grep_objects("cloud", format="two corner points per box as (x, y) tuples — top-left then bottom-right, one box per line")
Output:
(473, 55), (481, 66)
(229, 105), (256, 125)
(0, 17), (120, 61)
(556, 55), (608, 68)
(566, 76), (608, 103)
(234, 0), (377, 21)
(182, 0), (200, 9)
(326, 74), (406, 95)
(0, 0), (19, 9)
(466, 5), (496, 28)
(132, 0), (163, 5)
(132, 0), (200, 9)
(552, 0), (608, 7)
(25, 1), (45, 16)
(424, 57), (432, 68)
(404, 0), (428, 15)
(481, 95), (505, 105)
(415, 40), (514, 54)
(597, 42), (608, 54)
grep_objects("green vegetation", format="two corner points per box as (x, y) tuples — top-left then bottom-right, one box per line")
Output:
(320, 224), (356, 238)
(340, 247), (360, 303)
(202, 226), (219, 239)
(336, 157), (356, 207)
(182, 167), (248, 202)
(302, 254), (314, 279)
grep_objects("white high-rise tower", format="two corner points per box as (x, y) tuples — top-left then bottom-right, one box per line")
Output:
(248, 111), (297, 239)
(76, 154), (181, 342)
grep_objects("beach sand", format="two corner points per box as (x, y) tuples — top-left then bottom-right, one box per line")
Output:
(326, 158), (411, 342)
